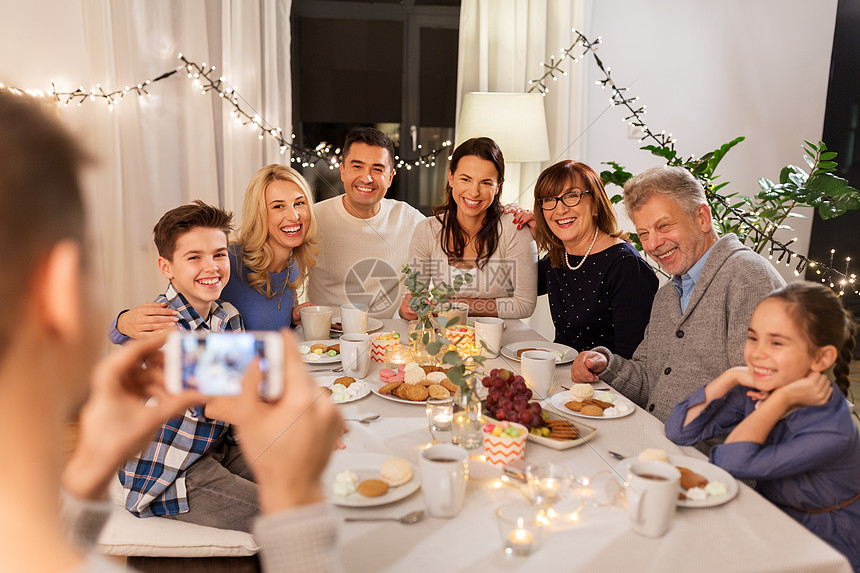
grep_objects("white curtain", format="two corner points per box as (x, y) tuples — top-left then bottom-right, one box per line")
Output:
(456, 0), (588, 209)
(45, 0), (292, 315)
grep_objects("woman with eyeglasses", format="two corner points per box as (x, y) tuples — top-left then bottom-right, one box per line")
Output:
(400, 137), (538, 319)
(533, 160), (657, 358)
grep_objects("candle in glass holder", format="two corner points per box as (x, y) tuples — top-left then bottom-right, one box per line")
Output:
(384, 344), (414, 370)
(506, 528), (535, 555)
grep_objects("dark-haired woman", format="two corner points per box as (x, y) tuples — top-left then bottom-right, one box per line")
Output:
(400, 137), (537, 319)
(534, 160), (657, 357)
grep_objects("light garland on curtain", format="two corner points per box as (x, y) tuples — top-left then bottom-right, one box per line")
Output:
(526, 29), (856, 296)
(0, 53), (450, 171)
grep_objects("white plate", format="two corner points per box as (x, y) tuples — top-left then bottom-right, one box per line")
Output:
(484, 413), (597, 450)
(669, 455), (739, 508)
(323, 452), (421, 507)
(500, 341), (577, 364)
(547, 390), (636, 420)
(330, 317), (384, 335)
(315, 375), (371, 404)
(299, 339), (341, 364)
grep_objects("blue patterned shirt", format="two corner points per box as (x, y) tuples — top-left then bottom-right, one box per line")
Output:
(118, 284), (244, 517)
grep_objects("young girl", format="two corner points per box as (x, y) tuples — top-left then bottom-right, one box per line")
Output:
(665, 281), (860, 571)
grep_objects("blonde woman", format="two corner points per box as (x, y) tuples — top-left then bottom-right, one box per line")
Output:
(111, 164), (320, 338)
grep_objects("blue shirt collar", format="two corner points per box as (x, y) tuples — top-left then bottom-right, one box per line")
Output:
(672, 243), (715, 311)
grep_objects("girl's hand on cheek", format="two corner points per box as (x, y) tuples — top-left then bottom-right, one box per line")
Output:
(746, 389), (771, 402)
(778, 372), (832, 408)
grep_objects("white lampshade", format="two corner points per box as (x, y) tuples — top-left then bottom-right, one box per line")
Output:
(456, 92), (550, 163)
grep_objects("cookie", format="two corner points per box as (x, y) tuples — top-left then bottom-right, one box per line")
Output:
(326, 344), (340, 354)
(331, 322), (342, 331)
(404, 368), (426, 385)
(581, 404), (604, 417)
(379, 381), (402, 394)
(565, 400), (583, 412)
(426, 371), (448, 385)
(378, 368), (397, 380)
(677, 466), (709, 490)
(584, 398), (613, 410)
(357, 479), (389, 497)
(334, 376), (355, 387)
(394, 383), (429, 401)
(379, 457), (413, 487)
(428, 384), (451, 399)
(516, 348), (540, 357)
(310, 343), (328, 353)
(439, 379), (458, 393)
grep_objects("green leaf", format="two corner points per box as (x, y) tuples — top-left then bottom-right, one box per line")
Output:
(426, 341), (442, 355)
(819, 151), (837, 161)
(803, 139), (818, 152)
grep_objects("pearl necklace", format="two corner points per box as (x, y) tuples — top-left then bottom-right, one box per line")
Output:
(565, 228), (600, 271)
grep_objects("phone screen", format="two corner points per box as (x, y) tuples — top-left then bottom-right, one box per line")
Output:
(179, 332), (270, 395)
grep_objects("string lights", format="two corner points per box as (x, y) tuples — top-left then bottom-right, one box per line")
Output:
(3, 45), (855, 294)
(0, 53), (448, 171)
(527, 29), (856, 296)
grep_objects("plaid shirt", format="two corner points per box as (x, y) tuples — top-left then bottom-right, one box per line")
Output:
(119, 285), (244, 517)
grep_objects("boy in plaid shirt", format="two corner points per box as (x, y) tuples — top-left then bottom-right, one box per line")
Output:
(119, 201), (259, 531)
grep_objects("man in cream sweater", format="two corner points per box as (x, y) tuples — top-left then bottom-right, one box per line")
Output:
(308, 128), (426, 319)
(571, 166), (785, 422)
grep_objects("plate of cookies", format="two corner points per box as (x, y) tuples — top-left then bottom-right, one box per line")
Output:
(316, 375), (371, 404)
(485, 412), (597, 450)
(625, 449), (738, 508)
(500, 341), (577, 364)
(548, 386), (636, 419)
(372, 363), (460, 405)
(299, 340), (341, 364)
(323, 452), (421, 507)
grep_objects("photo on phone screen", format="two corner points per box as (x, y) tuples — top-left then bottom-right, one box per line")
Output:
(166, 331), (282, 397)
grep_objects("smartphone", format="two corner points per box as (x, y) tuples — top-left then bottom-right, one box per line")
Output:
(164, 331), (283, 399)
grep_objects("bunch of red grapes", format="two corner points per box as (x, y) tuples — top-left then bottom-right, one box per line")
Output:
(482, 368), (544, 429)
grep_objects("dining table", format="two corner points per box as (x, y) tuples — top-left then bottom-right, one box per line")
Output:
(301, 318), (852, 573)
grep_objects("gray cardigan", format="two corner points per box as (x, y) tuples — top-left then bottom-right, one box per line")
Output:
(595, 234), (785, 422)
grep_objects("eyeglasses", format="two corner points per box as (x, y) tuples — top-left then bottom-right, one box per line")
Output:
(537, 190), (590, 211)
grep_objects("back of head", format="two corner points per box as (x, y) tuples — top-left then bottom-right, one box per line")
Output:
(153, 200), (233, 261)
(623, 165), (707, 219)
(766, 281), (857, 396)
(0, 92), (88, 357)
(341, 127), (396, 170)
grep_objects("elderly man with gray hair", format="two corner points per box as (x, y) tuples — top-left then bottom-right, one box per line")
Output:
(571, 165), (785, 422)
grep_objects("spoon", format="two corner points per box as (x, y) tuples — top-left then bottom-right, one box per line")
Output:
(345, 510), (425, 525)
(608, 451), (628, 461)
(345, 415), (381, 424)
(330, 366), (344, 373)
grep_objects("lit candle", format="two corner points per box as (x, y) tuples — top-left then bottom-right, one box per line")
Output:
(506, 528), (535, 555)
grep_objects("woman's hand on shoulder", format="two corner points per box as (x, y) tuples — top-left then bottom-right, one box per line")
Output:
(503, 203), (536, 235)
(117, 302), (179, 339)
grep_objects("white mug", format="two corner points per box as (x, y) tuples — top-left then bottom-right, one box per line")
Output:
(419, 444), (468, 518)
(474, 317), (504, 356)
(520, 350), (556, 399)
(300, 305), (333, 340)
(339, 333), (371, 378)
(626, 461), (681, 538)
(340, 303), (369, 335)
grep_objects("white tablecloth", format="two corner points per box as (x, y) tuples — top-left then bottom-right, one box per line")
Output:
(302, 319), (851, 573)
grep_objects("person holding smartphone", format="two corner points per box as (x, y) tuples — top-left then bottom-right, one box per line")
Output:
(0, 92), (344, 571)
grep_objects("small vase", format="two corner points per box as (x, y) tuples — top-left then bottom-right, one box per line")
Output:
(410, 315), (439, 366)
(452, 374), (484, 450)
